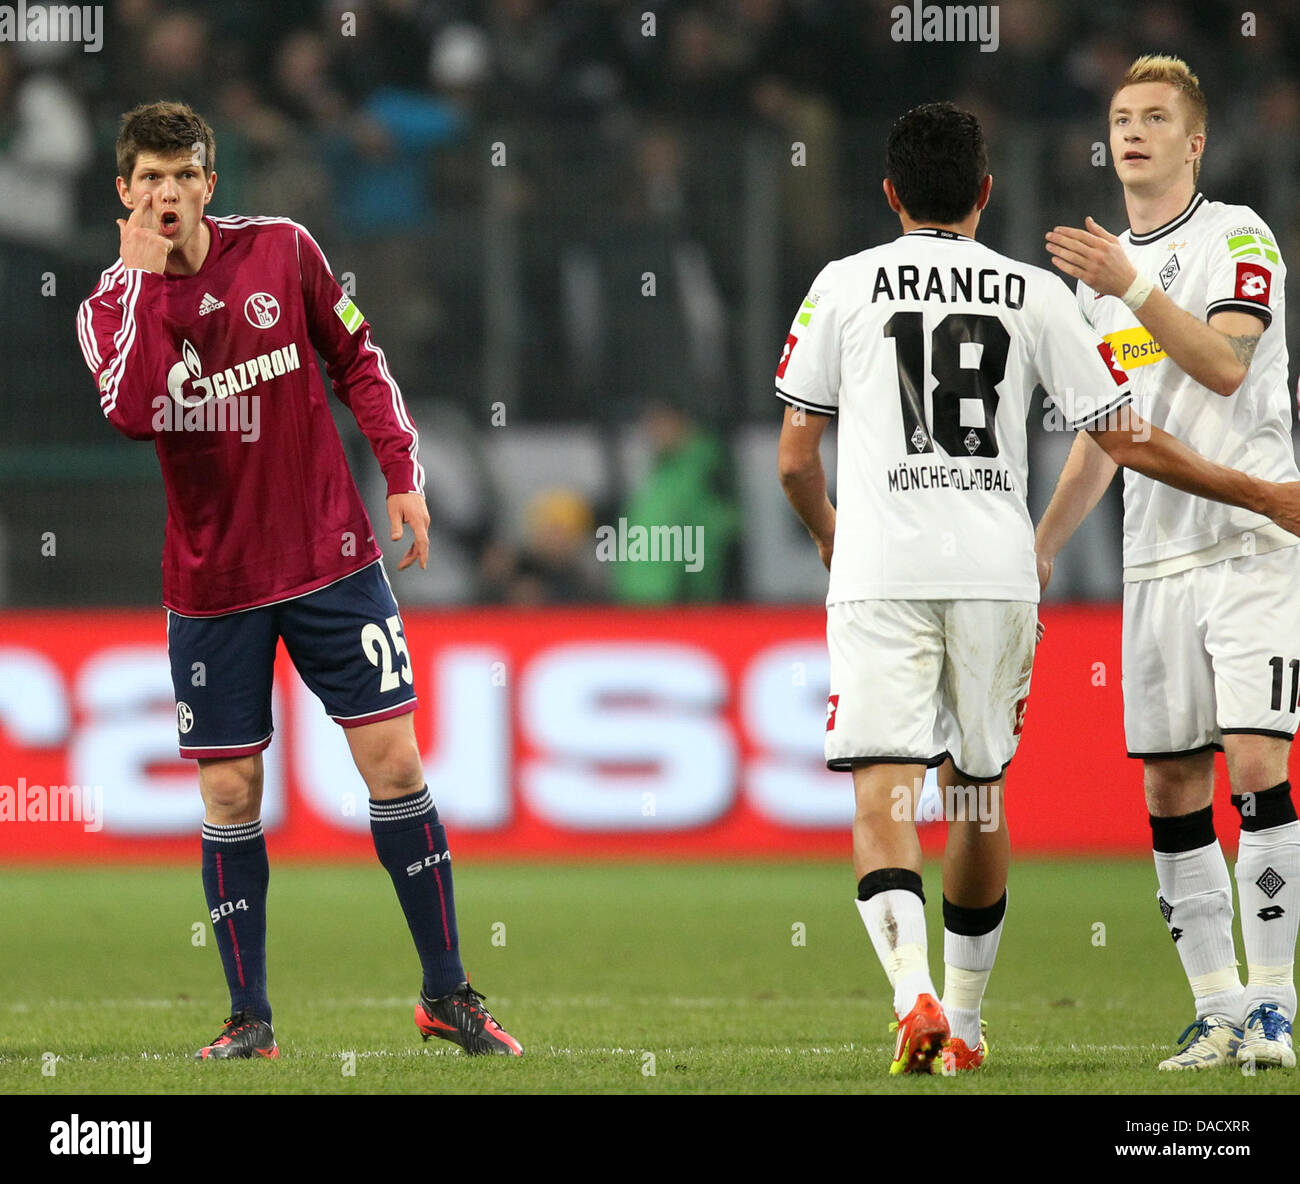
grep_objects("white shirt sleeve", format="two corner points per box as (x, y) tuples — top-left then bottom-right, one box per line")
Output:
(1032, 273), (1133, 430)
(775, 262), (841, 416)
(1075, 275), (1098, 329)
(1205, 208), (1281, 329)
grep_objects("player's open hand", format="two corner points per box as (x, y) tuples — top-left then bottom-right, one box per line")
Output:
(387, 492), (430, 571)
(116, 193), (172, 273)
(1044, 216), (1136, 299)
(1262, 480), (1300, 541)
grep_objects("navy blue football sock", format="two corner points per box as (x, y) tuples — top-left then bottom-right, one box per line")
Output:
(201, 820), (271, 1023)
(370, 787), (465, 998)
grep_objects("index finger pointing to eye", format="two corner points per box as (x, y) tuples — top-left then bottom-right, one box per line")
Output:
(129, 192), (158, 230)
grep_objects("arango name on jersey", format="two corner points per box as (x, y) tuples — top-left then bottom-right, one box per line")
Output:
(886, 463), (1015, 493)
(871, 265), (1025, 307)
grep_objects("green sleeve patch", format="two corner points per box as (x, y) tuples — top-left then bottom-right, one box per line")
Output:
(796, 291), (822, 327)
(1227, 232), (1279, 265)
(333, 294), (364, 334)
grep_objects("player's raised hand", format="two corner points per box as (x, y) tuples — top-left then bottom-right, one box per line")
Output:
(387, 492), (430, 571)
(116, 193), (172, 273)
(1083, 216), (1121, 243)
(1044, 216), (1137, 299)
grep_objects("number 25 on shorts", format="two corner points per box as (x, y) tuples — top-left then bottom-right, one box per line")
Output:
(362, 615), (413, 693)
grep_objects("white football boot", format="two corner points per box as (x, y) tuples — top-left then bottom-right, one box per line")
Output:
(1157, 1015), (1242, 1070)
(1236, 1003), (1295, 1070)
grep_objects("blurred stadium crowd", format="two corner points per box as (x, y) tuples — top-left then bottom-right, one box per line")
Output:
(2, 0), (1299, 606)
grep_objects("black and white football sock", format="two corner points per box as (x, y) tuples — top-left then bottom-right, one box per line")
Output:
(1151, 807), (1244, 1023)
(942, 891), (1006, 1048)
(1233, 782), (1300, 1021)
(856, 868), (936, 1016)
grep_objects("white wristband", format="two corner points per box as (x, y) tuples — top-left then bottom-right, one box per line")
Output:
(1121, 272), (1154, 311)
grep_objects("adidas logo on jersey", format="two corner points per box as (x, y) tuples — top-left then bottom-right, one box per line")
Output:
(198, 292), (225, 316)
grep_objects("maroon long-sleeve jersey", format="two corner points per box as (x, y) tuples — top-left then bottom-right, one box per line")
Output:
(77, 215), (424, 616)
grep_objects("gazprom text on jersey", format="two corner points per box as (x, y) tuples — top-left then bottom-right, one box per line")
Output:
(871, 265), (1026, 307)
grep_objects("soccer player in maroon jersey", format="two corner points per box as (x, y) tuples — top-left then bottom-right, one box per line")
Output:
(77, 102), (522, 1059)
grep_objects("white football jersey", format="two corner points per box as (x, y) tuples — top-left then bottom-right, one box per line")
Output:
(1077, 193), (1298, 570)
(777, 228), (1133, 604)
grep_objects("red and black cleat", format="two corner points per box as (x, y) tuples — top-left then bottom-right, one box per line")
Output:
(415, 982), (523, 1056)
(194, 1012), (279, 1060)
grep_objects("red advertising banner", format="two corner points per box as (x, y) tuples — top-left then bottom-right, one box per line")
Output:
(0, 606), (1256, 860)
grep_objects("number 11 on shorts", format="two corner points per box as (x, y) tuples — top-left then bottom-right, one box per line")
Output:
(1268, 655), (1299, 713)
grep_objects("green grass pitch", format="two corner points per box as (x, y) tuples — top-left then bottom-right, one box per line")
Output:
(0, 859), (1292, 1096)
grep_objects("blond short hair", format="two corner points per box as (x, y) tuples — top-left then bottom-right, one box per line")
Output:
(1113, 55), (1207, 183)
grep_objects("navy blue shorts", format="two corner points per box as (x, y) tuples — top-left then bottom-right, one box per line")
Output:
(166, 560), (418, 759)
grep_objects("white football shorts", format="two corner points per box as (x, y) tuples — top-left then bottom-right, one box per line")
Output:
(825, 599), (1037, 781)
(1122, 544), (1300, 757)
